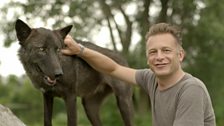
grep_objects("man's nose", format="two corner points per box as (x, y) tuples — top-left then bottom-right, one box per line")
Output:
(155, 51), (165, 60)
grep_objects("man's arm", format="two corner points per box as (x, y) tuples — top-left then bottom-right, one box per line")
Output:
(61, 35), (137, 85)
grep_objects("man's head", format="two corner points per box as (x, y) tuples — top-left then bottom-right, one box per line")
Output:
(145, 23), (185, 77)
(145, 23), (182, 47)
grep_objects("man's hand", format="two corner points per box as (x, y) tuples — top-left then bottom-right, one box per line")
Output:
(61, 35), (81, 55)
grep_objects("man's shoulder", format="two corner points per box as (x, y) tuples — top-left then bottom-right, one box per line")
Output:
(135, 69), (156, 93)
(180, 73), (207, 90)
(176, 73), (212, 103)
(136, 69), (156, 82)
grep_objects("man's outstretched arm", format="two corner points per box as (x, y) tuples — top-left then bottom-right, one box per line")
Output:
(61, 35), (137, 85)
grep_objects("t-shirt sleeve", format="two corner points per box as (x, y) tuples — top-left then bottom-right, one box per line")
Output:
(135, 69), (155, 95)
(173, 85), (206, 126)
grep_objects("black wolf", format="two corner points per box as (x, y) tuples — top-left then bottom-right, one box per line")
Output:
(15, 19), (133, 126)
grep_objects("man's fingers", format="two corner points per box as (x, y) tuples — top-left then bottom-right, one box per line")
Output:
(64, 38), (70, 45)
(61, 49), (71, 55)
(66, 34), (72, 39)
(62, 35), (80, 55)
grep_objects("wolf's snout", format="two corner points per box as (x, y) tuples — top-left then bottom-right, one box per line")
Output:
(54, 69), (63, 78)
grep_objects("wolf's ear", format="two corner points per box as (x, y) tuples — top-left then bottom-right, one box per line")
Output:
(57, 25), (73, 39)
(15, 19), (32, 43)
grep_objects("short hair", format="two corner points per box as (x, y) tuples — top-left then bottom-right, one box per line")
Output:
(145, 23), (182, 46)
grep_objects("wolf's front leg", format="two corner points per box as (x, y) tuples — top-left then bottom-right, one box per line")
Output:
(43, 92), (54, 126)
(64, 94), (77, 126)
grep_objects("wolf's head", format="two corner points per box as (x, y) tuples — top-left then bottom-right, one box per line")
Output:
(15, 19), (73, 86)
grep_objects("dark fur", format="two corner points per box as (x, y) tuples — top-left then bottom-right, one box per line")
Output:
(15, 19), (133, 126)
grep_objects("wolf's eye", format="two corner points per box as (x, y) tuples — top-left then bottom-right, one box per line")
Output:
(39, 47), (45, 52)
(56, 48), (61, 52)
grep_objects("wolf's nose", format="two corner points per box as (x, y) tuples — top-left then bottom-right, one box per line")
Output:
(54, 69), (63, 78)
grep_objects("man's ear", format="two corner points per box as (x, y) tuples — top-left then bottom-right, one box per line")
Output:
(179, 49), (185, 62)
(56, 25), (73, 39)
(15, 19), (32, 43)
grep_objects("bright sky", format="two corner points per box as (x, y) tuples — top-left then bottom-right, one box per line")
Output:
(0, 41), (25, 77)
(0, 0), (26, 77)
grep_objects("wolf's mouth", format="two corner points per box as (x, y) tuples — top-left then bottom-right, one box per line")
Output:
(44, 76), (57, 86)
(36, 66), (57, 86)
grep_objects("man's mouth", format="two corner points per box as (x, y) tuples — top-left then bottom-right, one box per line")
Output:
(44, 76), (57, 86)
(155, 63), (167, 68)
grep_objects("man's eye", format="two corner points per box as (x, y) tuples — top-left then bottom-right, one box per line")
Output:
(163, 49), (171, 53)
(148, 51), (156, 55)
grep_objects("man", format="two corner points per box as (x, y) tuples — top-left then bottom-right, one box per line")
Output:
(61, 23), (216, 126)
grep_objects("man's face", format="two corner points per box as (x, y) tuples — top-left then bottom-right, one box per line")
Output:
(146, 33), (184, 77)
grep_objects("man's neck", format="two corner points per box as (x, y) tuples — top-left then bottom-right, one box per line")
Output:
(157, 69), (185, 91)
